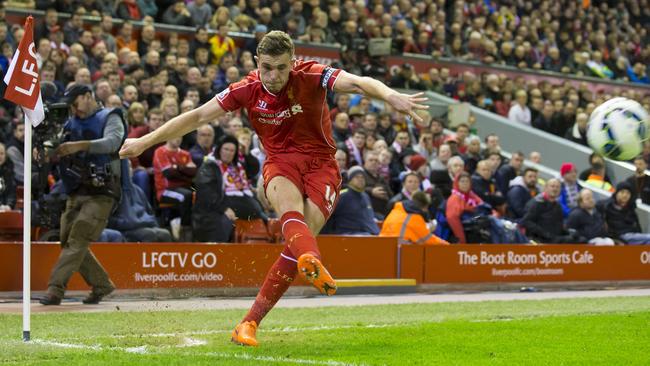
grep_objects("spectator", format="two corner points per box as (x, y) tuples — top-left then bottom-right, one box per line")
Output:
(413, 130), (435, 163)
(507, 168), (540, 221)
(559, 162), (582, 216)
(153, 137), (197, 240)
(214, 135), (266, 221)
(187, 0), (212, 27)
(532, 100), (555, 134)
(387, 171), (421, 213)
(390, 63), (426, 90)
(332, 113), (351, 144)
(565, 112), (588, 146)
(523, 179), (585, 244)
(116, 21), (137, 52)
(115, 0), (144, 21)
(344, 129), (366, 167)
(99, 14), (117, 53)
(471, 160), (504, 209)
(129, 108), (164, 199)
(380, 191), (448, 245)
(363, 150), (393, 218)
(508, 89), (531, 126)
(567, 189), (614, 245)
(335, 149), (348, 185)
(626, 156), (650, 205)
(192, 151), (237, 243)
(107, 160), (172, 242)
(236, 128), (260, 181)
(189, 124), (214, 167)
(322, 166), (379, 235)
(63, 10), (84, 46)
(429, 143), (451, 172)
(597, 182), (650, 244)
(462, 135), (482, 174)
(0, 142), (16, 211)
(126, 102), (145, 131)
(430, 155), (464, 199)
(445, 172), (484, 244)
(137, 0), (158, 18)
(209, 24), (236, 66)
(495, 151), (523, 195)
(162, 1), (193, 26)
(5, 121), (24, 185)
(582, 157), (614, 193)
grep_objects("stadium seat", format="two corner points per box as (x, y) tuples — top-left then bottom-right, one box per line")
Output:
(0, 210), (23, 241)
(15, 186), (24, 209)
(267, 218), (282, 243)
(235, 219), (271, 243)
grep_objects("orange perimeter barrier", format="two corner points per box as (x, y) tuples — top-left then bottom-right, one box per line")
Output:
(424, 245), (650, 283)
(2, 240), (650, 292)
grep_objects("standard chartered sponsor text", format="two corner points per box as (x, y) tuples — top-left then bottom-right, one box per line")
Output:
(491, 267), (564, 278)
(135, 272), (223, 283)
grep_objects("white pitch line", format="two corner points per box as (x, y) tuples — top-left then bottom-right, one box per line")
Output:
(31, 339), (102, 351)
(107, 323), (396, 339)
(28, 337), (365, 366)
(186, 351), (367, 366)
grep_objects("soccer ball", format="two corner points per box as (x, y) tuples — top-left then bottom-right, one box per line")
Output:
(586, 97), (650, 161)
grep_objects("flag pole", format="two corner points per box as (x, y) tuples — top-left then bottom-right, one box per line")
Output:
(2, 14), (44, 341)
(22, 114), (32, 342)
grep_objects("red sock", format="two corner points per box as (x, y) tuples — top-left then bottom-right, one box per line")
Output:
(280, 211), (320, 260)
(243, 250), (297, 325)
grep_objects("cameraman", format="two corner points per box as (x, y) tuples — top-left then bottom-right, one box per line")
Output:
(40, 84), (127, 306)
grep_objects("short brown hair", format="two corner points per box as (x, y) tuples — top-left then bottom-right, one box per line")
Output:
(257, 30), (294, 57)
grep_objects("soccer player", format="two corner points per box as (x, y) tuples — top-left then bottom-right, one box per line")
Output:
(119, 31), (428, 346)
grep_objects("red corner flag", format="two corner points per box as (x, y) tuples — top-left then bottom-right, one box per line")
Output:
(3, 16), (44, 127)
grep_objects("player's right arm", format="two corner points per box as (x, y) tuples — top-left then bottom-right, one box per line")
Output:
(119, 97), (227, 159)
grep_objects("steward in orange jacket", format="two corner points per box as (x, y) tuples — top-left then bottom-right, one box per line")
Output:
(380, 191), (449, 245)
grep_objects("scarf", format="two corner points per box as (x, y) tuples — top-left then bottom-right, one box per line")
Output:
(217, 160), (253, 197)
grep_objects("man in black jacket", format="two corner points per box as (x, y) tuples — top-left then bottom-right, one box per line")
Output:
(472, 160), (505, 210)
(625, 156), (650, 205)
(522, 179), (585, 243)
(597, 182), (650, 244)
(507, 168), (539, 220)
(567, 189), (614, 245)
(321, 166), (379, 235)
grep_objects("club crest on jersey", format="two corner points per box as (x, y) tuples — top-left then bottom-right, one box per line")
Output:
(291, 104), (303, 115)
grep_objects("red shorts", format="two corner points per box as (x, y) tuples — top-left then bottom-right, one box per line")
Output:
(263, 154), (342, 219)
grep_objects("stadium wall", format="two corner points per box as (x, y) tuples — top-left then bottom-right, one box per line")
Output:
(1, 239), (649, 292)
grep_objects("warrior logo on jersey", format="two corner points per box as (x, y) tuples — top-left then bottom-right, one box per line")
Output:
(216, 88), (230, 102)
(257, 100), (268, 110)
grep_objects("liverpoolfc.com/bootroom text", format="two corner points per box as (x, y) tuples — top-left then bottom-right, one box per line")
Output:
(491, 267), (565, 278)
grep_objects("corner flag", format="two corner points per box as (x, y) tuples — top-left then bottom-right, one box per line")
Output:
(3, 15), (44, 127)
(2, 15), (43, 342)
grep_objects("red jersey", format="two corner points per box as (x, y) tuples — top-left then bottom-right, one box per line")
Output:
(215, 60), (342, 158)
(152, 145), (193, 201)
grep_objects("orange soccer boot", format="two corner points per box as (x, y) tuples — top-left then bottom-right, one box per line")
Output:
(297, 253), (337, 296)
(231, 321), (259, 346)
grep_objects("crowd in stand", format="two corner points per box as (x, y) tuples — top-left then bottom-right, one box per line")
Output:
(0, 0), (649, 244)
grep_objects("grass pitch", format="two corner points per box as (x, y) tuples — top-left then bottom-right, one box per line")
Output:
(1, 296), (649, 365)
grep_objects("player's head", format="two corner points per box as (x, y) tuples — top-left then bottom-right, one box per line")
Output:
(255, 31), (295, 94)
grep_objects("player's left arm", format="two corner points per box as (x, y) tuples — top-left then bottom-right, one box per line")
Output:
(332, 71), (429, 123)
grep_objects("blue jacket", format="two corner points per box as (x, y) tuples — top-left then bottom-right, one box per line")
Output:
(506, 176), (538, 220)
(322, 188), (379, 235)
(559, 181), (582, 217)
